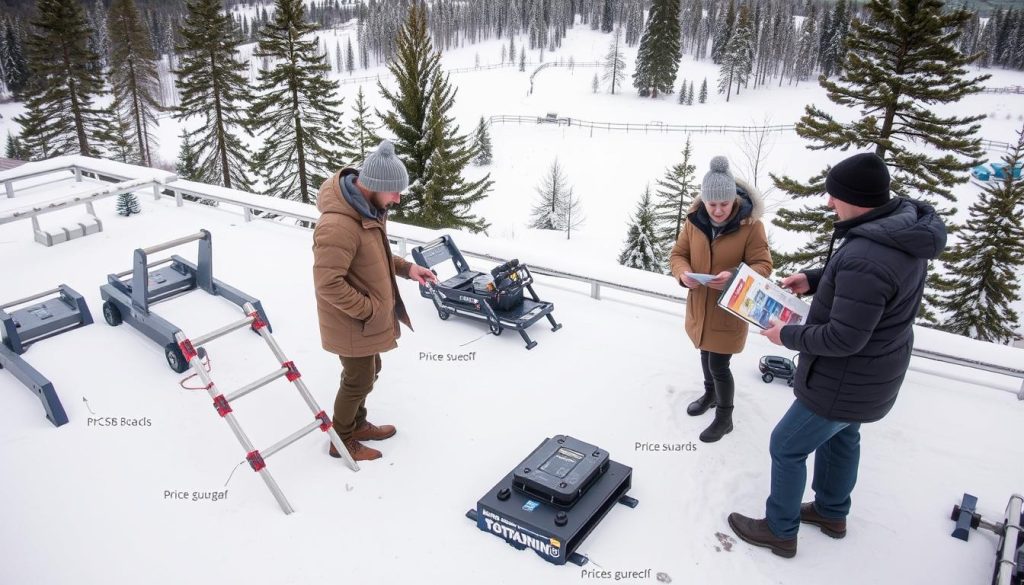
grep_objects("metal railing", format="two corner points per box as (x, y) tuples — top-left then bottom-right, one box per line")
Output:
(147, 188), (1024, 400)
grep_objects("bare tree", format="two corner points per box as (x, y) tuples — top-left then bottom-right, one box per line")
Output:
(740, 117), (778, 207)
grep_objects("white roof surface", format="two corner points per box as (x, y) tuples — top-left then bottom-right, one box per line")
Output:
(1, 171), (1022, 585)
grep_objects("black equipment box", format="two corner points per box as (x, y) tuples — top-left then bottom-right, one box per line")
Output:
(467, 435), (637, 566)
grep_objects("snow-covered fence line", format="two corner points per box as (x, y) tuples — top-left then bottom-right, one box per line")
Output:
(980, 86), (1024, 94)
(980, 138), (1012, 151)
(488, 114), (797, 136)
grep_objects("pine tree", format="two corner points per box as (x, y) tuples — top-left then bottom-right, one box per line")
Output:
(530, 158), (571, 230)
(772, 0), (988, 321)
(250, 0), (348, 205)
(819, 0), (850, 78)
(619, 186), (664, 272)
(473, 116), (493, 166)
(5, 132), (28, 160)
(519, 46), (526, 71)
(176, 131), (201, 180)
(699, 77), (708, 103)
(601, 0), (615, 33)
(686, 80), (695, 105)
(711, 0), (736, 64)
(717, 5), (753, 101)
(603, 26), (626, 94)
(14, 0), (114, 160)
(341, 86), (381, 166)
(2, 21), (30, 96)
(633, 0), (681, 97)
(678, 78), (687, 104)
(937, 124), (1024, 343)
(792, 9), (819, 83)
(115, 191), (142, 216)
(88, 0), (111, 70)
(654, 136), (698, 246)
(624, 0), (643, 46)
(377, 4), (491, 232)
(175, 0), (253, 190)
(108, 0), (161, 167)
(592, 72), (600, 93)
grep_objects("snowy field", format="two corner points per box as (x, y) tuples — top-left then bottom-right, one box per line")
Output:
(0, 165), (1022, 585)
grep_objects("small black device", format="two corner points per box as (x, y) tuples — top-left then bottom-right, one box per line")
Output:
(759, 354), (797, 386)
(512, 436), (610, 508)
(467, 435), (636, 566)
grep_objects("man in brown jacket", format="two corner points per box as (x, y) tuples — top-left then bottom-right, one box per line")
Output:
(313, 140), (437, 462)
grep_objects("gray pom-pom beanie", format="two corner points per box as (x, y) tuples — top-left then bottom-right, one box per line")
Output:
(701, 156), (737, 203)
(359, 140), (409, 193)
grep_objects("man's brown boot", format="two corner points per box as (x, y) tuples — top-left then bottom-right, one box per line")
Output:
(727, 513), (797, 558)
(800, 502), (847, 538)
(351, 421), (396, 441)
(329, 438), (381, 461)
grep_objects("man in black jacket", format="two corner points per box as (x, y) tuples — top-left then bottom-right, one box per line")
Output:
(727, 152), (947, 558)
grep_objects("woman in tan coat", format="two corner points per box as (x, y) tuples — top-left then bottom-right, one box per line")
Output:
(669, 156), (773, 443)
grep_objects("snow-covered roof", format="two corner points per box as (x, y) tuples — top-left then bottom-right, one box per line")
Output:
(1, 167), (1022, 585)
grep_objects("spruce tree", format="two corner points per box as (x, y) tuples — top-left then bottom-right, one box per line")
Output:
(711, 0), (736, 64)
(413, 73), (493, 233)
(108, 0), (161, 167)
(175, 0), (253, 190)
(1, 20), (29, 96)
(115, 191), (142, 216)
(619, 186), (664, 272)
(346, 38), (355, 74)
(592, 72), (600, 93)
(250, 0), (347, 204)
(15, 0), (111, 159)
(473, 116), (493, 166)
(377, 4), (490, 232)
(792, 9), (819, 83)
(937, 124), (1024, 343)
(5, 132), (28, 160)
(678, 78), (687, 104)
(603, 26), (626, 94)
(176, 131), (201, 180)
(624, 0), (644, 46)
(699, 77), (707, 103)
(819, 0), (850, 78)
(601, 0), (615, 33)
(772, 0), (988, 277)
(519, 47), (526, 71)
(654, 136), (698, 246)
(341, 86), (381, 166)
(530, 158), (571, 230)
(633, 0), (681, 97)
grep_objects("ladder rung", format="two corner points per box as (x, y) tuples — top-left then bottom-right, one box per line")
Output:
(260, 420), (324, 461)
(225, 367), (288, 402)
(192, 314), (256, 347)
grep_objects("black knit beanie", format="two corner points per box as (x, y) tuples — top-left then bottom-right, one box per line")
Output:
(825, 153), (891, 208)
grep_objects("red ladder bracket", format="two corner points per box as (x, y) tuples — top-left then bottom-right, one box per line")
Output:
(315, 411), (331, 432)
(213, 394), (232, 417)
(283, 361), (301, 382)
(249, 311), (268, 331)
(246, 450), (266, 472)
(178, 339), (199, 363)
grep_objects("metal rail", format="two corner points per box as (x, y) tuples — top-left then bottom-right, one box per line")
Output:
(146, 175), (1023, 402)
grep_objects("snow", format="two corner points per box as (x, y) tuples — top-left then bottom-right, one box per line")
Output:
(1, 16), (1024, 581)
(1, 169), (1023, 585)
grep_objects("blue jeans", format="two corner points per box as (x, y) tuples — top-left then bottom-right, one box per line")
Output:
(766, 399), (861, 539)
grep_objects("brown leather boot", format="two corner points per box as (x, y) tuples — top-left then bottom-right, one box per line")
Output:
(800, 502), (847, 539)
(727, 513), (797, 558)
(329, 438), (381, 461)
(350, 421), (396, 442)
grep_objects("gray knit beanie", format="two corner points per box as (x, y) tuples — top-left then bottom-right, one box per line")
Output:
(360, 140), (409, 193)
(701, 156), (737, 203)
